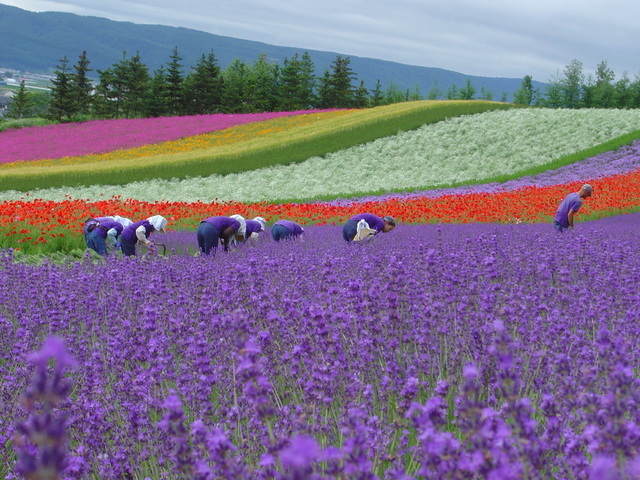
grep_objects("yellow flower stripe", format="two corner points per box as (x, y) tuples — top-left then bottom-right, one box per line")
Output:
(2, 110), (354, 170)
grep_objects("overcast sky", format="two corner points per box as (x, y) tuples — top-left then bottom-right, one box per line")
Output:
(3, 0), (639, 81)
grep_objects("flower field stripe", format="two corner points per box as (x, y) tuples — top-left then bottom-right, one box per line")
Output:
(0, 110), (339, 163)
(1, 110), (353, 169)
(3, 217), (640, 477)
(3, 166), (640, 253)
(150, 108), (639, 204)
(0, 101), (516, 192)
(3, 107), (639, 204)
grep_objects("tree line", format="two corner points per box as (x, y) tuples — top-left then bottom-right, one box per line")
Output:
(513, 59), (640, 108)
(7, 48), (425, 121)
(5, 52), (640, 121)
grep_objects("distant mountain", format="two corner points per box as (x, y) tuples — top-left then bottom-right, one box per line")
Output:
(0, 3), (544, 101)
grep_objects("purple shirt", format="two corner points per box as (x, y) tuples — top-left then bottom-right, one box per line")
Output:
(554, 192), (582, 228)
(202, 216), (241, 233)
(245, 220), (263, 236)
(84, 217), (111, 225)
(93, 220), (124, 239)
(348, 213), (385, 232)
(274, 220), (304, 235)
(121, 220), (153, 244)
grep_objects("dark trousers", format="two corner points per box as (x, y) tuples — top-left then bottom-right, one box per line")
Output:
(120, 236), (137, 257)
(83, 219), (97, 247)
(197, 221), (221, 255)
(87, 230), (108, 256)
(342, 220), (358, 242)
(271, 224), (294, 241)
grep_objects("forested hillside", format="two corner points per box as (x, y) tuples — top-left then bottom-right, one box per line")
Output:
(0, 3), (539, 101)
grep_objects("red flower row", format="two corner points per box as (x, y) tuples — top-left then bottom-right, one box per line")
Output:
(1, 170), (639, 243)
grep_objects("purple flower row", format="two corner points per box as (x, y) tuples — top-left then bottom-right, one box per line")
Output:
(2, 215), (640, 478)
(0, 110), (332, 163)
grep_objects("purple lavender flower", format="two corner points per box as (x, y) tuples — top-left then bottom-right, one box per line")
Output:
(157, 392), (194, 476)
(2, 215), (640, 477)
(12, 336), (76, 480)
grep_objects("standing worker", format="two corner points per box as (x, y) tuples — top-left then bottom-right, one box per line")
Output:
(342, 213), (396, 242)
(86, 218), (125, 256)
(554, 184), (593, 232)
(197, 216), (241, 255)
(271, 219), (304, 241)
(120, 215), (168, 257)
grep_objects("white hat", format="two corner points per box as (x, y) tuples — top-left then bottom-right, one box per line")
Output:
(147, 215), (167, 233)
(253, 216), (267, 231)
(113, 215), (133, 228)
(230, 214), (247, 237)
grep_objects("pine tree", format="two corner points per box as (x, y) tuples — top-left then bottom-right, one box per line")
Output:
(165, 47), (185, 115)
(613, 73), (632, 108)
(353, 80), (370, 107)
(629, 75), (640, 108)
(370, 79), (384, 106)
(427, 79), (443, 100)
(93, 66), (118, 118)
(591, 61), (615, 108)
(93, 52), (150, 118)
(317, 70), (333, 109)
(182, 51), (222, 114)
(124, 52), (151, 117)
(326, 55), (356, 108)
(73, 50), (93, 115)
(513, 75), (536, 105)
(542, 73), (564, 108)
(298, 52), (317, 108)
(144, 67), (170, 117)
(221, 59), (250, 113)
(446, 84), (459, 100)
(247, 54), (278, 112)
(6, 80), (34, 118)
(48, 56), (77, 121)
(561, 59), (584, 108)
(278, 54), (305, 111)
(407, 84), (422, 101)
(479, 87), (494, 101)
(459, 77), (476, 100)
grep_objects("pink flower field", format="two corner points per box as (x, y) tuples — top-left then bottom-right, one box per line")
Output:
(0, 110), (336, 163)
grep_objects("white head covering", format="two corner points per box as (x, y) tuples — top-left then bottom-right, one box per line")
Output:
(229, 214), (247, 237)
(147, 215), (167, 233)
(253, 216), (267, 231)
(113, 215), (133, 228)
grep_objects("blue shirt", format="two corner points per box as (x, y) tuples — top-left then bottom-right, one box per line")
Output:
(554, 192), (582, 228)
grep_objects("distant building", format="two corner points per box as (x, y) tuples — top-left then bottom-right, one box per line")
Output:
(0, 89), (14, 111)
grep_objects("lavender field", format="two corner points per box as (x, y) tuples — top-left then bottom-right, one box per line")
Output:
(2, 216), (640, 479)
